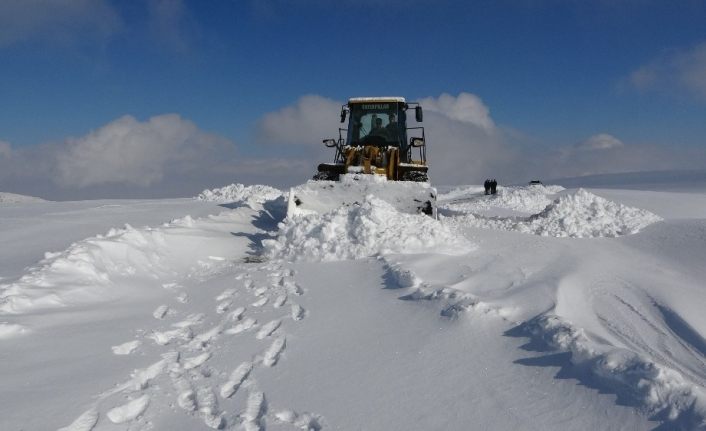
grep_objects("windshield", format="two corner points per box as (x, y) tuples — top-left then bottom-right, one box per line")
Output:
(347, 102), (404, 146)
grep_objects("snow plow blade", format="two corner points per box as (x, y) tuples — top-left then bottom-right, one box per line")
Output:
(287, 174), (437, 219)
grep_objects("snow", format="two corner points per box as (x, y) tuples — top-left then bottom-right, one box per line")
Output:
(447, 188), (662, 238)
(442, 183), (565, 214)
(196, 183), (283, 205)
(266, 195), (473, 261)
(2, 175), (706, 430)
(0, 191), (46, 203)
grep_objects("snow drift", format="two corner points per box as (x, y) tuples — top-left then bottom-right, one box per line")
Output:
(450, 189), (662, 238)
(265, 195), (474, 262)
(523, 314), (706, 428)
(441, 184), (565, 214)
(196, 183), (282, 206)
(0, 192), (45, 204)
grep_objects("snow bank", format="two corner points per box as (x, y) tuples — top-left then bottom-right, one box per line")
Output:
(440, 184), (565, 214)
(196, 183), (282, 205)
(0, 211), (244, 315)
(451, 189), (662, 238)
(0, 224), (173, 314)
(0, 192), (46, 204)
(265, 196), (474, 262)
(524, 315), (706, 427)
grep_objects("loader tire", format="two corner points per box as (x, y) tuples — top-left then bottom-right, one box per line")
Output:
(313, 171), (339, 181)
(402, 171), (428, 182)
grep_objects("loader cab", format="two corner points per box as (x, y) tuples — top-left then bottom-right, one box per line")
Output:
(342, 97), (423, 162)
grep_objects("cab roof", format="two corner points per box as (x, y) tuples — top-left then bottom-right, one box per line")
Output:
(348, 97), (406, 104)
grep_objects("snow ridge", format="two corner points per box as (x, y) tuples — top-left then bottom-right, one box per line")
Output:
(0, 191), (46, 204)
(265, 195), (474, 262)
(442, 184), (565, 214)
(196, 183), (282, 205)
(451, 189), (662, 238)
(523, 315), (706, 428)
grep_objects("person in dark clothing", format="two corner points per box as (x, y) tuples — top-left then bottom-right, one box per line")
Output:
(490, 179), (498, 195)
(484, 179), (490, 195)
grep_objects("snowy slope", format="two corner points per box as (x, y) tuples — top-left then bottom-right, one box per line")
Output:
(0, 191), (46, 203)
(1, 179), (705, 430)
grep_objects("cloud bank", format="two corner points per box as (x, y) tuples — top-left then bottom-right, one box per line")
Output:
(2, 93), (705, 200)
(254, 92), (706, 186)
(256, 95), (343, 146)
(56, 114), (229, 187)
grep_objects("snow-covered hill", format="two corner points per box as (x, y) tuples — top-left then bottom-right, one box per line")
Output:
(1, 178), (706, 430)
(0, 191), (46, 203)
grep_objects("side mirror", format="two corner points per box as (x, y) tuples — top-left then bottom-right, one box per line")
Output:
(340, 109), (347, 123)
(415, 106), (423, 122)
(410, 137), (425, 147)
(323, 139), (337, 147)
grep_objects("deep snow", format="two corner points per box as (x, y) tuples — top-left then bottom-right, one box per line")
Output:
(1, 175), (705, 430)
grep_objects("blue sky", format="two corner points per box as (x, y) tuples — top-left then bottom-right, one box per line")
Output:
(1, 0), (705, 198)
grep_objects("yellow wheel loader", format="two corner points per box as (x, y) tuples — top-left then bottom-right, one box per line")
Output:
(287, 97), (436, 218)
(314, 97), (429, 182)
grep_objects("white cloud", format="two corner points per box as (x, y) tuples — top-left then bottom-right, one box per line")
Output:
(56, 114), (231, 187)
(257, 95), (344, 146)
(418, 92), (496, 132)
(576, 133), (624, 151)
(629, 42), (706, 100)
(0, 0), (121, 47)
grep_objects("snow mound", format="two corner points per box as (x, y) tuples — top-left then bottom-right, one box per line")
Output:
(265, 196), (474, 262)
(0, 212), (242, 315)
(196, 183), (282, 205)
(0, 224), (174, 314)
(0, 192), (46, 204)
(524, 315), (706, 427)
(452, 189), (662, 238)
(441, 184), (565, 214)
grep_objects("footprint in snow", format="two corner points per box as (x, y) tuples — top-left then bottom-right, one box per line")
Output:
(57, 408), (99, 431)
(216, 300), (231, 314)
(183, 352), (212, 370)
(225, 318), (257, 335)
(251, 297), (269, 307)
(262, 336), (286, 367)
(175, 292), (188, 303)
(242, 390), (266, 430)
(215, 288), (236, 301)
(227, 306), (246, 322)
(152, 305), (169, 319)
(196, 387), (224, 429)
(253, 287), (268, 297)
(220, 361), (253, 398)
(291, 304), (305, 321)
(284, 281), (303, 296)
(256, 319), (281, 340)
(149, 327), (193, 346)
(275, 410), (323, 430)
(106, 394), (150, 424)
(273, 294), (287, 308)
(111, 340), (141, 355)
(172, 313), (205, 328)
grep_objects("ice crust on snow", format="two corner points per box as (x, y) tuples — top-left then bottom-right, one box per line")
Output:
(442, 184), (565, 214)
(265, 195), (474, 262)
(451, 189), (662, 238)
(196, 183), (282, 205)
